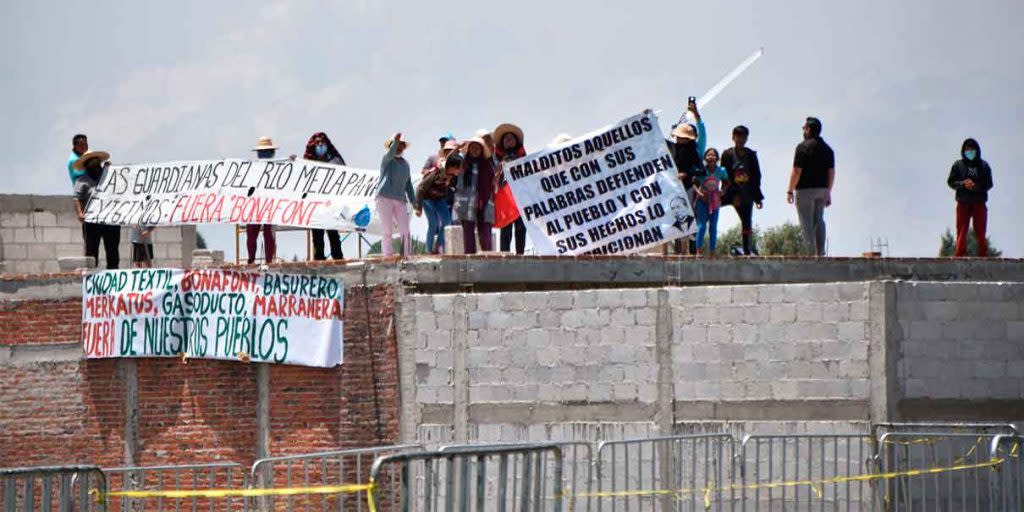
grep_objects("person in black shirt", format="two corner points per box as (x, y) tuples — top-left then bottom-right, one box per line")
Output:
(946, 138), (993, 257)
(786, 117), (835, 256)
(721, 125), (764, 255)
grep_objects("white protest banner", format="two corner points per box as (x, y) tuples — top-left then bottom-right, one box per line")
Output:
(84, 158), (381, 232)
(81, 268), (344, 367)
(505, 111), (696, 255)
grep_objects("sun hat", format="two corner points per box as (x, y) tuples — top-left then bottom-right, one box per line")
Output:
(385, 136), (410, 149)
(474, 128), (492, 139)
(251, 136), (278, 151)
(493, 123), (524, 146)
(467, 136), (493, 159)
(72, 150), (111, 170)
(671, 123), (698, 141)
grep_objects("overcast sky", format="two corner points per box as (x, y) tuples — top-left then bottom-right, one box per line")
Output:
(3, 0), (1021, 259)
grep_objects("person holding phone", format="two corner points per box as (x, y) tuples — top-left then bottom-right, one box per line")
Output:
(666, 97), (706, 254)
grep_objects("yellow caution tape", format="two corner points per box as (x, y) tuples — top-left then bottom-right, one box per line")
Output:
(570, 457), (1004, 500)
(93, 453), (1011, 510)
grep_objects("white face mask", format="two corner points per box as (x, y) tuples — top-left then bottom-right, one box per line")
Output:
(314, 143), (328, 157)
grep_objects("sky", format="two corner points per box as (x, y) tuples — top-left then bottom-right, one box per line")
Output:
(3, 0), (1022, 259)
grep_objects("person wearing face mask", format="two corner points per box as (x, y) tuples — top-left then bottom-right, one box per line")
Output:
(378, 133), (418, 257)
(247, 136), (279, 264)
(73, 150), (120, 269)
(304, 132), (346, 261)
(665, 99), (706, 254)
(947, 138), (994, 257)
(452, 136), (496, 254)
(693, 148), (729, 257)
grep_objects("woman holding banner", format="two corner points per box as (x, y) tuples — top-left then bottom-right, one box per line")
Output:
(493, 123), (528, 255)
(304, 132), (346, 261)
(452, 136), (496, 254)
(667, 100), (706, 254)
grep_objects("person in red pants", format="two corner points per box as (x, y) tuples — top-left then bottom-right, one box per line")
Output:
(947, 138), (994, 257)
(247, 136), (279, 264)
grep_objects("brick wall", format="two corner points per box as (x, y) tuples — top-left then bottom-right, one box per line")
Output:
(897, 281), (1024, 400)
(0, 282), (400, 470)
(0, 298), (81, 345)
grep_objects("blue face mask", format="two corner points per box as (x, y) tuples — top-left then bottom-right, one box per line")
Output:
(256, 149), (276, 159)
(314, 143), (328, 157)
(964, 150), (977, 161)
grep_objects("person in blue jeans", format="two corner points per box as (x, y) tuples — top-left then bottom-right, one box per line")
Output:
(416, 142), (462, 253)
(693, 148), (729, 257)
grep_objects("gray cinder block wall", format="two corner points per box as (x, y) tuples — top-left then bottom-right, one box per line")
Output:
(0, 194), (195, 274)
(400, 280), (1024, 446)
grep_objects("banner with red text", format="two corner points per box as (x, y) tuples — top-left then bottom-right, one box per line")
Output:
(83, 158), (381, 232)
(81, 269), (344, 367)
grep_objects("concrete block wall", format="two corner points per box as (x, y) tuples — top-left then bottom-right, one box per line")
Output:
(0, 194), (195, 274)
(896, 281), (1024, 401)
(403, 283), (874, 447)
(670, 283), (871, 406)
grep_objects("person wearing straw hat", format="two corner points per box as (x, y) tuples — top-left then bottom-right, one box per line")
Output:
(73, 150), (120, 269)
(666, 99), (706, 254)
(246, 136), (279, 264)
(377, 133), (418, 257)
(493, 123), (528, 255)
(452, 136), (496, 254)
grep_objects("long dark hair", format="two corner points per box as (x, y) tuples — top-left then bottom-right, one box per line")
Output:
(303, 132), (346, 164)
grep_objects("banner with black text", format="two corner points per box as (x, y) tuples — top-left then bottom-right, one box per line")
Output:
(83, 158), (382, 232)
(81, 268), (344, 367)
(505, 112), (696, 255)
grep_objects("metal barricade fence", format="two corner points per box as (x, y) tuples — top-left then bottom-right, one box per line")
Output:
(440, 442), (593, 512)
(102, 463), (246, 512)
(875, 431), (1003, 511)
(988, 435), (1024, 511)
(595, 434), (737, 512)
(739, 434), (874, 512)
(248, 444), (421, 512)
(1, 465), (106, 512)
(369, 444), (564, 512)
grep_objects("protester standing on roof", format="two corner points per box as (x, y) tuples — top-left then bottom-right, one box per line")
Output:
(422, 133), (454, 175)
(73, 150), (119, 269)
(721, 125), (764, 255)
(693, 148), (729, 257)
(947, 138), (994, 257)
(494, 123), (528, 255)
(304, 132), (347, 261)
(67, 134), (88, 187)
(246, 136), (278, 264)
(378, 133), (418, 257)
(666, 99), (705, 254)
(787, 117), (835, 256)
(417, 140), (461, 254)
(453, 136), (496, 254)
